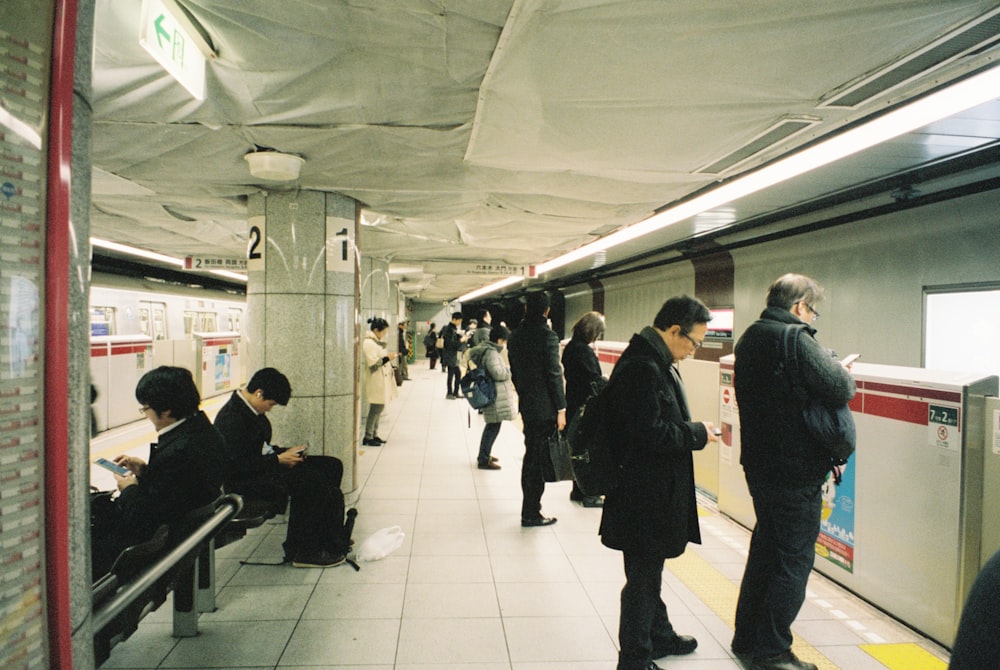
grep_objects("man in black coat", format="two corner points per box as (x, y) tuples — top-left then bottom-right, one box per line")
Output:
(507, 291), (566, 527)
(92, 366), (225, 580)
(599, 296), (718, 670)
(731, 274), (856, 670)
(440, 312), (468, 398)
(214, 367), (348, 568)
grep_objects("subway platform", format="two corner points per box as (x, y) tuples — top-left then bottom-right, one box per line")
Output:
(93, 362), (951, 670)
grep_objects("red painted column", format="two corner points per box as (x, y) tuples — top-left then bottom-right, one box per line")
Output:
(45, 0), (78, 666)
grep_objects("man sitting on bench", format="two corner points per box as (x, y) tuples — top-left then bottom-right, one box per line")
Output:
(91, 366), (226, 581)
(214, 367), (349, 568)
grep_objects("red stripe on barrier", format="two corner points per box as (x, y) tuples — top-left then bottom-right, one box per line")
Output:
(860, 381), (960, 404)
(862, 393), (928, 425)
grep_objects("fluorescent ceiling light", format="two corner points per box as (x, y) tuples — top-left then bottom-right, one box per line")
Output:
(91, 238), (249, 282)
(459, 63), (1000, 299)
(91, 237), (185, 267)
(209, 269), (248, 282)
(457, 276), (522, 303)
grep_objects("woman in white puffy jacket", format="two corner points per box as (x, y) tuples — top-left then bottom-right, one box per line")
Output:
(362, 317), (398, 446)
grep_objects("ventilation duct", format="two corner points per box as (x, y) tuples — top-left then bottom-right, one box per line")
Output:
(695, 118), (817, 175)
(821, 7), (1000, 109)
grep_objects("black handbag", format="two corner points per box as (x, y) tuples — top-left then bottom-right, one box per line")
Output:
(782, 324), (856, 462)
(542, 429), (575, 483)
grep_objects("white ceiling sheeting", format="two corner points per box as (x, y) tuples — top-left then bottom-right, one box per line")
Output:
(90, 0), (1000, 301)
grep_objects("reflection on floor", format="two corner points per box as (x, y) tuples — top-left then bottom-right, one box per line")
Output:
(99, 364), (951, 669)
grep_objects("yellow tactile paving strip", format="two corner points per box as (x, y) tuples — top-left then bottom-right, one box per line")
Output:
(669, 507), (946, 670)
(861, 644), (947, 670)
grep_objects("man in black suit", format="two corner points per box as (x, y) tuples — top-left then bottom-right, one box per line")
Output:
(214, 367), (347, 568)
(92, 366), (225, 580)
(598, 296), (718, 670)
(507, 291), (566, 527)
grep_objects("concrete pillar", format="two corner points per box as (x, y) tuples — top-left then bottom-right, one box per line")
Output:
(245, 191), (360, 492)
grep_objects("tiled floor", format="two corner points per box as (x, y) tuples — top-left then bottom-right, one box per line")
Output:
(98, 363), (952, 669)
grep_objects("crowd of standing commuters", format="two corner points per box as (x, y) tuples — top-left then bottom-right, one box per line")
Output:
(91, 282), (997, 670)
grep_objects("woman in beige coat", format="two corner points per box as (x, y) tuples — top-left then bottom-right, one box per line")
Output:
(465, 325), (515, 469)
(362, 317), (398, 445)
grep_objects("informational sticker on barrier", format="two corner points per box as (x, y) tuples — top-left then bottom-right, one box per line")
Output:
(818, 463), (856, 573)
(928, 403), (960, 451)
(993, 409), (1000, 455)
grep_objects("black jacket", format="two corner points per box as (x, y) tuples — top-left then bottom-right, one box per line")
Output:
(734, 306), (856, 485)
(115, 411), (225, 541)
(508, 314), (566, 424)
(599, 327), (707, 558)
(214, 390), (284, 491)
(561, 335), (605, 419)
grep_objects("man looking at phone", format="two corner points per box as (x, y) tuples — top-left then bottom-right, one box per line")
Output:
(214, 367), (348, 568)
(598, 296), (718, 670)
(91, 366), (225, 580)
(731, 274), (856, 670)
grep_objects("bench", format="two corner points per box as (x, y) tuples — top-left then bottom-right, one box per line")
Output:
(91, 494), (243, 665)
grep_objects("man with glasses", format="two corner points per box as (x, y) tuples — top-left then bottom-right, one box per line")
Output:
(598, 295), (719, 670)
(731, 274), (856, 670)
(92, 366), (225, 580)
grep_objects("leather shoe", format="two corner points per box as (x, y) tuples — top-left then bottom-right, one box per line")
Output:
(750, 650), (817, 670)
(490, 455), (499, 462)
(477, 461), (501, 470)
(580, 495), (604, 507)
(521, 516), (557, 527)
(292, 550), (346, 568)
(652, 633), (698, 657)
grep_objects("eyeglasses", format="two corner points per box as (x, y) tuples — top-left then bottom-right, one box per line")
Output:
(680, 331), (703, 350)
(805, 303), (821, 319)
(138, 405), (150, 415)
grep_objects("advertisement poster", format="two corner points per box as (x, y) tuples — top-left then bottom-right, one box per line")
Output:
(214, 352), (231, 391)
(817, 460), (855, 572)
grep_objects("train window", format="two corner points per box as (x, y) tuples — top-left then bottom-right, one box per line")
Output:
(138, 307), (150, 337)
(227, 308), (242, 332)
(183, 310), (196, 336)
(200, 312), (218, 332)
(90, 306), (116, 336)
(925, 286), (1000, 378)
(150, 303), (168, 340)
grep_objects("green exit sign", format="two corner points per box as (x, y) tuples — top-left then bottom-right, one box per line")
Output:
(139, 0), (211, 100)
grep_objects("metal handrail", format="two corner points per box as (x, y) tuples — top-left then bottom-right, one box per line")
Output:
(92, 493), (242, 632)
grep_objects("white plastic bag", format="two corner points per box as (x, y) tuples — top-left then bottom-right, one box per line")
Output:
(355, 525), (405, 561)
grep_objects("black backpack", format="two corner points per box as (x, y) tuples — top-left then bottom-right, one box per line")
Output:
(565, 380), (619, 496)
(459, 366), (496, 409)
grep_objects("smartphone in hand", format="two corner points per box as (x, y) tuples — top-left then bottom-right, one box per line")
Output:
(95, 457), (130, 476)
(841, 353), (861, 367)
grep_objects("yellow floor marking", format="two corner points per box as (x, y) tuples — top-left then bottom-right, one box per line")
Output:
(672, 507), (837, 669)
(861, 643), (947, 670)
(681, 507), (948, 669)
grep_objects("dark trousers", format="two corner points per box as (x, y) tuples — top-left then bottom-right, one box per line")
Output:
(281, 455), (347, 560)
(618, 551), (676, 670)
(446, 365), (461, 395)
(732, 475), (823, 658)
(520, 420), (552, 520)
(478, 422), (501, 465)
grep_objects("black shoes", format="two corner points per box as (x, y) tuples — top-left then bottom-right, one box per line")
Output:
(521, 516), (557, 527)
(749, 650), (817, 670)
(291, 549), (346, 568)
(580, 495), (604, 507)
(477, 461), (501, 470)
(446, 393), (457, 399)
(362, 436), (385, 446)
(653, 634), (698, 658)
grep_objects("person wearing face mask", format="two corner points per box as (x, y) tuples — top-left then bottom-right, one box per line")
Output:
(465, 324), (514, 470)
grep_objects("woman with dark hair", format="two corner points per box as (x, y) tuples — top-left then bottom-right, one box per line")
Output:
(562, 311), (607, 507)
(91, 366), (225, 580)
(466, 325), (515, 469)
(362, 317), (398, 445)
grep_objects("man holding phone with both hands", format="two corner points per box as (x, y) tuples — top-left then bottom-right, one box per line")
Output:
(213, 367), (349, 568)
